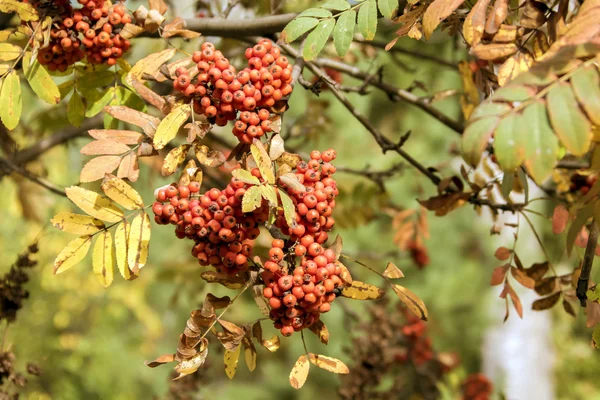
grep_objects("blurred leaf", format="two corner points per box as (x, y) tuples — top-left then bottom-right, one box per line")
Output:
(552, 205), (569, 234)
(522, 102), (559, 183)
(81, 139), (130, 155)
(22, 53), (60, 104)
(281, 17), (319, 43)
(232, 169), (260, 185)
(383, 262), (404, 279)
(298, 8), (332, 18)
(259, 185), (278, 207)
(392, 284), (428, 320)
(279, 190), (296, 228)
(422, 0), (465, 40)
(321, 0), (350, 10)
(269, 134), (285, 160)
(532, 292), (560, 310)
(114, 221), (132, 280)
(0, 43), (20, 61)
(308, 320), (329, 344)
(0, 70), (22, 130)
(463, 0), (490, 45)
(224, 345), (241, 379)
(491, 265), (509, 286)
(0, 0), (38, 21)
(494, 247), (511, 260)
(145, 354), (175, 368)
(511, 267), (535, 289)
(378, 0), (399, 18)
(194, 143), (226, 168)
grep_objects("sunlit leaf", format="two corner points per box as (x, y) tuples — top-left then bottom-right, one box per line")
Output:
(383, 262), (404, 279)
(422, 0), (465, 40)
(101, 175), (144, 210)
(308, 353), (349, 374)
(303, 18), (336, 61)
(93, 230), (114, 287)
(153, 104), (191, 150)
(22, 53), (60, 104)
(114, 221), (132, 280)
(51, 212), (105, 235)
(333, 10), (356, 57)
(0, 70), (22, 130)
(127, 212), (151, 274)
(308, 320), (329, 345)
(278, 190), (296, 228)
(281, 17), (319, 43)
(232, 169), (260, 185)
(289, 355), (310, 389)
(80, 155), (122, 183)
(65, 186), (124, 223)
(392, 284), (428, 320)
(341, 280), (384, 300)
(54, 236), (92, 274)
(161, 144), (191, 176)
(357, 0), (377, 40)
(224, 345), (241, 379)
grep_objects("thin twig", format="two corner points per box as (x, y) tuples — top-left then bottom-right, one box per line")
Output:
(0, 158), (66, 197)
(578, 219), (598, 307)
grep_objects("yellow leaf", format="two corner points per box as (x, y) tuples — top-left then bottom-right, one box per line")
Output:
(153, 104), (191, 150)
(308, 320), (329, 344)
(0, 43), (21, 61)
(126, 48), (176, 87)
(243, 337), (257, 372)
(22, 52), (60, 104)
(224, 344), (241, 379)
(127, 212), (151, 274)
(114, 221), (132, 280)
(93, 230), (114, 287)
(289, 355), (310, 389)
(463, 0), (490, 46)
(80, 155), (122, 183)
(0, 70), (22, 130)
(335, 261), (353, 285)
(51, 212), (105, 235)
(392, 284), (428, 320)
(383, 262), (404, 279)
(458, 61), (479, 119)
(161, 144), (191, 176)
(0, 0), (39, 21)
(53, 236), (92, 274)
(308, 353), (350, 374)
(341, 280), (383, 300)
(101, 175), (144, 210)
(65, 186), (124, 223)
(422, 0), (466, 40)
(242, 186), (262, 213)
(250, 140), (275, 184)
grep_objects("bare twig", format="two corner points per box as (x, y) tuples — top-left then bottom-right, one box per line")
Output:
(578, 219), (598, 307)
(0, 157), (66, 197)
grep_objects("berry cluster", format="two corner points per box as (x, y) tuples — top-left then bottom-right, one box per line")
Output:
(461, 373), (493, 400)
(172, 39), (293, 143)
(569, 173), (597, 195)
(151, 178), (268, 275)
(396, 310), (434, 366)
(407, 239), (430, 270)
(35, 0), (132, 71)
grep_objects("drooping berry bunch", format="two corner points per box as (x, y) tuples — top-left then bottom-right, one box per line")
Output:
(171, 39), (294, 143)
(461, 373), (493, 400)
(35, 0), (132, 71)
(397, 310), (434, 366)
(152, 177), (268, 275)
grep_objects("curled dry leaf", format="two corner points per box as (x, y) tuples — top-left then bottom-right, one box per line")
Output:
(330, 235), (343, 261)
(392, 284), (428, 321)
(490, 264), (509, 286)
(101, 175), (144, 210)
(173, 339), (209, 379)
(200, 271), (245, 289)
(118, 152), (140, 182)
(126, 48), (176, 87)
(485, 0), (508, 34)
(289, 355), (310, 390)
(145, 354), (175, 368)
(65, 186), (124, 223)
(525, 262), (549, 281)
(184, 121), (210, 142)
(194, 143), (226, 168)
(252, 321), (280, 352)
(278, 173), (306, 192)
(51, 212), (105, 235)
(308, 320), (329, 345)
(341, 280), (384, 300)
(308, 353), (349, 374)
(161, 144), (191, 176)
(511, 267), (536, 289)
(422, 0), (466, 40)
(104, 106), (161, 138)
(532, 291), (561, 310)
(463, 0), (491, 46)
(470, 43), (518, 60)
(383, 262), (404, 279)
(335, 261), (353, 285)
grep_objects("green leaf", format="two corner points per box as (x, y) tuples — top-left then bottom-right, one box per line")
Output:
(491, 85), (536, 102)
(303, 19), (336, 61)
(298, 8), (333, 18)
(259, 185), (278, 207)
(231, 169), (260, 185)
(85, 87), (115, 117)
(333, 10), (356, 57)
(242, 186), (262, 213)
(0, 70), (22, 130)
(22, 53), (60, 104)
(153, 104), (191, 150)
(67, 91), (86, 127)
(279, 190), (296, 228)
(378, 0), (399, 18)
(357, 0), (378, 41)
(77, 70), (115, 90)
(494, 113), (524, 172)
(522, 102), (559, 184)
(0, 43), (21, 61)
(320, 0), (350, 10)
(547, 82), (592, 156)
(462, 117), (500, 166)
(281, 17), (320, 43)
(570, 65), (600, 126)
(58, 80), (74, 99)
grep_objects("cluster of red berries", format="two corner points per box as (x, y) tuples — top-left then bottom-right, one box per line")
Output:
(172, 39), (294, 143)
(262, 238), (344, 337)
(35, 0), (132, 71)
(396, 310), (434, 366)
(461, 373), (493, 400)
(275, 149), (338, 246)
(151, 178), (268, 275)
(569, 173), (597, 195)
(407, 239), (430, 270)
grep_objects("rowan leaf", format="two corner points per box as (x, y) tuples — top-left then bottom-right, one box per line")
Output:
(490, 265), (509, 286)
(80, 155), (122, 183)
(462, 103), (511, 166)
(341, 280), (384, 300)
(308, 320), (329, 344)
(269, 134), (285, 160)
(67, 91), (85, 127)
(378, 0), (399, 18)
(511, 267), (535, 289)
(54, 236), (92, 274)
(494, 247), (511, 260)
(101, 175), (144, 210)
(65, 186), (124, 223)
(357, 0), (378, 40)
(242, 186), (262, 213)
(0, 70), (22, 130)
(522, 102), (559, 184)
(80, 139), (130, 156)
(114, 221), (132, 280)
(278, 173), (306, 193)
(278, 190), (296, 228)
(126, 48), (176, 86)
(392, 284), (428, 320)
(0, 0), (38, 21)
(232, 169), (260, 185)
(552, 205), (569, 234)
(298, 8), (332, 18)
(0, 43), (20, 61)
(303, 18), (336, 61)
(22, 53), (60, 104)
(494, 113), (525, 171)
(259, 185), (278, 207)
(127, 212), (151, 274)
(333, 10), (356, 57)
(153, 104), (191, 150)
(281, 17), (319, 43)
(224, 345), (241, 379)
(250, 140), (275, 184)
(201, 271), (245, 289)
(194, 143), (226, 168)
(470, 43), (518, 60)
(118, 152), (140, 181)
(243, 337), (257, 372)
(571, 65), (600, 126)
(321, 0), (350, 10)
(289, 355), (310, 389)
(104, 106), (161, 138)
(93, 231), (114, 288)
(463, 0), (490, 46)
(51, 212), (105, 235)
(161, 144), (191, 176)
(532, 291), (561, 310)
(422, 0), (465, 40)
(383, 262), (404, 279)
(308, 354), (349, 374)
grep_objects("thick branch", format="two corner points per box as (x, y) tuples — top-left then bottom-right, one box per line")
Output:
(578, 219), (598, 307)
(313, 58), (465, 134)
(182, 14), (296, 38)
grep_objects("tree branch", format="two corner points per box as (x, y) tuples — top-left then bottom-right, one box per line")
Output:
(182, 13), (296, 38)
(0, 157), (66, 197)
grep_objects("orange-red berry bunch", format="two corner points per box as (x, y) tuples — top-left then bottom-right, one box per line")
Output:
(261, 239), (344, 337)
(461, 373), (493, 400)
(171, 39), (294, 143)
(151, 178), (268, 275)
(36, 0), (132, 71)
(275, 149), (338, 246)
(396, 310), (434, 366)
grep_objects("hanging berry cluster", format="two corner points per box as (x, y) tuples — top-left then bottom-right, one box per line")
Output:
(172, 39), (293, 143)
(396, 309), (434, 366)
(152, 177), (268, 275)
(34, 0), (132, 71)
(461, 373), (493, 400)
